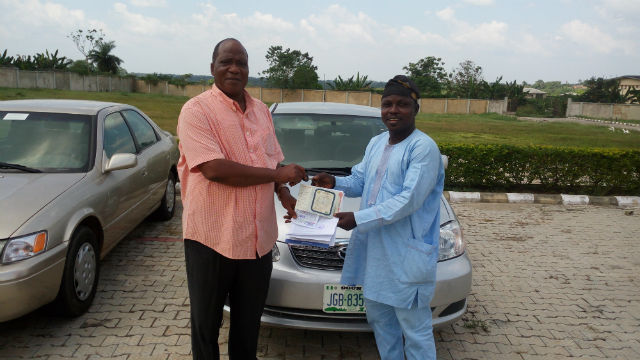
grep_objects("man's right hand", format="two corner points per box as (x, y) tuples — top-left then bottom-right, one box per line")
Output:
(311, 172), (336, 189)
(275, 164), (308, 186)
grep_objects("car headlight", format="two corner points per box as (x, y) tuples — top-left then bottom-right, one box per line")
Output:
(1, 231), (48, 264)
(439, 220), (464, 261)
(271, 243), (280, 262)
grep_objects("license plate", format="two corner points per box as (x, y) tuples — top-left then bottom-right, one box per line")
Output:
(322, 284), (366, 313)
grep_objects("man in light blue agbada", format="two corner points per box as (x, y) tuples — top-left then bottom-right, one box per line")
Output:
(312, 75), (444, 360)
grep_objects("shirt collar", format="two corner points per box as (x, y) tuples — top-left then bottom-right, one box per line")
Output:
(211, 84), (253, 112)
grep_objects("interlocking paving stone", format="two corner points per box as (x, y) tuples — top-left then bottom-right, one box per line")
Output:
(0, 198), (638, 359)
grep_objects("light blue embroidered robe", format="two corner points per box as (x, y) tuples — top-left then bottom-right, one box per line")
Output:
(335, 129), (444, 309)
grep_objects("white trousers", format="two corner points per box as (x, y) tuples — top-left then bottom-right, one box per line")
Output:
(365, 297), (436, 360)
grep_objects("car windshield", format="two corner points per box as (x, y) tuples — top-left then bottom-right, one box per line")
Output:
(0, 111), (92, 173)
(273, 113), (385, 169)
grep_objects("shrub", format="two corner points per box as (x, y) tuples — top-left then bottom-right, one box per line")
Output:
(440, 144), (640, 195)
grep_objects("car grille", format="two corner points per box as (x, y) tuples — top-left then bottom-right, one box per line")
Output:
(289, 244), (345, 270)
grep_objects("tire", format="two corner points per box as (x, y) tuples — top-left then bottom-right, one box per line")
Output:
(56, 226), (99, 317)
(153, 172), (177, 221)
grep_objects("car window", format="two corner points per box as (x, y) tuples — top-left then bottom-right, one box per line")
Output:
(0, 111), (91, 172)
(272, 113), (385, 168)
(121, 109), (158, 151)
(104, 112), (136, 158)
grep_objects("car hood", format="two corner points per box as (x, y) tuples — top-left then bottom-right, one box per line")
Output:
(0, 173), (85, 237)
(275, 180), (451, 242)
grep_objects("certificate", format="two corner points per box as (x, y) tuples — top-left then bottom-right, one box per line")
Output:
(295, 184), (343, 218)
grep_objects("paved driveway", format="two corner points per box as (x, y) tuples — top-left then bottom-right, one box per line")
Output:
(1, 198), (638, 359)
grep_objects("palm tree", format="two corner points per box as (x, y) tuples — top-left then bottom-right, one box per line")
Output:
(87, 41), (123, 74)
(329, 72), (372, 91)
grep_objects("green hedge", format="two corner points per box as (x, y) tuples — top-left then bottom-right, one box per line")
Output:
(439, 144), (640, 195)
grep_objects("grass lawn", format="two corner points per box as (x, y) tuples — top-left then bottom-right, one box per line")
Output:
(0, 87), (188, 135)
(2, 87), (639, 149)
(416, 113), (640, 149)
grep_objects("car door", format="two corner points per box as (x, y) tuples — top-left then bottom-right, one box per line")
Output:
(120, 109), (168, 214)
(100, 111), (148, 249)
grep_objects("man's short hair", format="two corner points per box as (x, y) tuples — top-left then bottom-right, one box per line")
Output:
(211, 38), (247, 63)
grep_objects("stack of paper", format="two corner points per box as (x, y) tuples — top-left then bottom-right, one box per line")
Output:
(285, 184), (343, 248)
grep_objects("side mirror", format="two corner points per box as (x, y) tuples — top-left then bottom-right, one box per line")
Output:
(441, 154), (449, 170)
(104, 153), (137, 172)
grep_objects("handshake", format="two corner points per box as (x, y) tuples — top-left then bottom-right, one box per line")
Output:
(274, 163), (335, 189)
(275, 164), (355, 231)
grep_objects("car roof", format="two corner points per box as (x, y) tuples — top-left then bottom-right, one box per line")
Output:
(271, 102), (380, 117)
(0, 99), (125, 115)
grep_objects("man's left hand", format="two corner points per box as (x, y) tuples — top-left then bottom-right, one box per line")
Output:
(335, 212), (356, 230)
(278, 187), (298, 222)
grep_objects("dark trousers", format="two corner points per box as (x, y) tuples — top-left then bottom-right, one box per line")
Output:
(184, 239), (272, 360)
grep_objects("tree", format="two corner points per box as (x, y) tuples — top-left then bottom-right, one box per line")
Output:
(328, 72), (372, 91)
(68, 29), (105, 73)
(0, 49), (14, 67)
(261, 45), (320, 89)
(87, 41), (123, 74)
(578, 77), (625, 103)
(448, 60), (484, 98)
(68, 60), (95, 75)
(403, 56), (448, 97)
(33, 50), (72, 70)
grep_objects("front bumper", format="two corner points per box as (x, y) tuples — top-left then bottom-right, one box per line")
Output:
(0, 244), (66, 322)
(224, 241), (472, 331)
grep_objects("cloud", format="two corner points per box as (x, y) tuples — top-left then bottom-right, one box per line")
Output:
(112, 3), (167, 35)
(436, 7), (455, 21)
(463, 0), (495, 5)
(0, 0), (86, 27)
(436, 7), (508, 47)
(512, 33), (552, 56)
(559, 20), (630, 54)
(129, 0), (166, 7)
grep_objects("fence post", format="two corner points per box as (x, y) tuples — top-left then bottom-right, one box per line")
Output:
(566, 97), (572, 117)
(369, 92), (372, 106)
(346, 91), (349, 104)
(323, 90), (326, 102)
(280, 89), (283, 103)
(610, 104), (614, 119)
(444, 98), (448, 114)
(301, 89), (304, 102)
(53, 71), (56, 89)
(466, 99), (470, 114)
(259, 87), (262, 101)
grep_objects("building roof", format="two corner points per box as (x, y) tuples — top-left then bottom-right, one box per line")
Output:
(613, 75), (640, 80)
(523, 87), (546, 94)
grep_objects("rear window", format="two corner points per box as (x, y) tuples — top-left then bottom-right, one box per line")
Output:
(272, 113), (385, 168)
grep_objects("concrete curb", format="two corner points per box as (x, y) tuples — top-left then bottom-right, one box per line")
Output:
(444, 191), (640, 207)
(178, 183), (638, 207)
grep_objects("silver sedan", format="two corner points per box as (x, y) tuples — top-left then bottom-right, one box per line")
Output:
(228, 102), (472, 331)
(0, 99), (179, 322)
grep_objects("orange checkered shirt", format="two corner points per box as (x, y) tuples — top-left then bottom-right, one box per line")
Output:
(177, 85), (284, 259)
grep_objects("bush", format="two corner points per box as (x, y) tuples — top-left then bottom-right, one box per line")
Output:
(515, 96), (569, 118)
(440, 144), (640, 195)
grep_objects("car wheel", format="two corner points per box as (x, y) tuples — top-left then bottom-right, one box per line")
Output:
(56, 226), (99, 317)
(153, 172), (176, 221)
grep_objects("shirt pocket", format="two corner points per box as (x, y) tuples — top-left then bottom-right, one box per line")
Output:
(260, 130), (280, 157)
(396, 238), (437, 284)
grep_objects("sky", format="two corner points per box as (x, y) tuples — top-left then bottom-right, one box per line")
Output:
(1, 0), (638, 84)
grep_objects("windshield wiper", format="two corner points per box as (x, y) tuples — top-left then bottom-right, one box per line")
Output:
(305, 167), (351, 176)
(0, 161), (42, 173)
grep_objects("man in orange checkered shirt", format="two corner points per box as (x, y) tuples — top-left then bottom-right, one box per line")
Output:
(177, 38), (307, 360)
